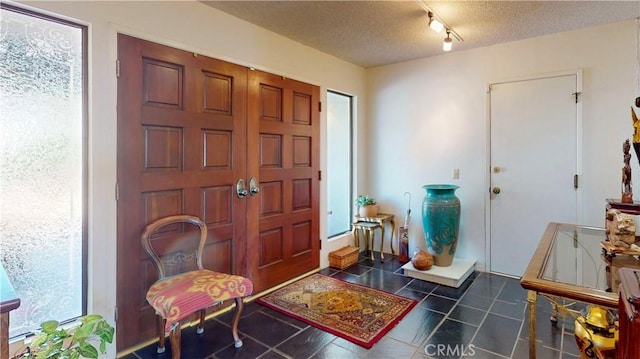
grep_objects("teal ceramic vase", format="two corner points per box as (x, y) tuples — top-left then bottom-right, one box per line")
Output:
(421, 184), (461, 267)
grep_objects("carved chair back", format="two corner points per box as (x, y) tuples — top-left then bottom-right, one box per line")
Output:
(141, 215), (207, 280)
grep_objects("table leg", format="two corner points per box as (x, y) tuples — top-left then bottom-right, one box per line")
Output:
(2, 312), (9, 359)
(379, 225), (385, 261)
(352, 226), (360, 248)
(527, 290), (537, 359)
(550, 299), (559, 324)
(365, 228), (374, 261)
(389, 218), (395, 255)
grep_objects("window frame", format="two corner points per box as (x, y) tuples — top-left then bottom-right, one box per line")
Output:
(326, 90), (354, 238)
(1, 2), (89, 333)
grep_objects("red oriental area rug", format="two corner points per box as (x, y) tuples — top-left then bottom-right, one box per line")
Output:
(256, 273), (417, 348)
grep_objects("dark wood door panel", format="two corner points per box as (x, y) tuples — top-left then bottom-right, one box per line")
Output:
(257, 123), (315, 139)
(140, 107), (237, 129)
(117, 35), (319, 352)
(117, 34), (247, 351)
(247, 70), (320, 293)
(140, 172), (238, 191)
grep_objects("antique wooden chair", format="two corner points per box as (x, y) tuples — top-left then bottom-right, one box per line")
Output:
(141, 215), (253, 359)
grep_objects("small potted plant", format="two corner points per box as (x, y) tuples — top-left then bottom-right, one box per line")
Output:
(355, 195), (378, 217)
(17, 314), (114, 359)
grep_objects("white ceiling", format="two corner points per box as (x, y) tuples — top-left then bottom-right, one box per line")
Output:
(202, 1), (640, 68)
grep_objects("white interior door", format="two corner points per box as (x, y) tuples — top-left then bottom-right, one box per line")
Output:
(489, 73), (579, 277)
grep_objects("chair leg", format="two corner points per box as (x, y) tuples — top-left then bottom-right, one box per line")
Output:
(157, 316), (166, 354)
(170, 326), (181, 359)
(196, 309), (205, 334)
(231, 297), (244, 348)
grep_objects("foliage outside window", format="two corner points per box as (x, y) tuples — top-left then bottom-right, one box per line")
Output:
(0, 5), (87, 339)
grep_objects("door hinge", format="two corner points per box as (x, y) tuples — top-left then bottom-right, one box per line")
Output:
(318, 101), (322, 112)
(115, 182), (120, 201)
(116, 59), (121, 78)
(114, 306), (118, 322)
(319, 238), (322, 250)
(318, 170), (322, 181)
(572, 92), (581, 103)
(574, 174), (579, 189)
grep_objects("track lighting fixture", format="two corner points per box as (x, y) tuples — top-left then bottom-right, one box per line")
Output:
(428, 12), (444, 33)
(443, 30), (452, 51)
(415, 0), (463, 52)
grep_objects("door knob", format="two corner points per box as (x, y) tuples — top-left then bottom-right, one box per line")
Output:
(249, 176), (260, 196)
(236, 179), (248, 198)
(492, 187), (501, 194)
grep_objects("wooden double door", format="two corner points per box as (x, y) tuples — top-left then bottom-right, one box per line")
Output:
(116, 34), (319, 351)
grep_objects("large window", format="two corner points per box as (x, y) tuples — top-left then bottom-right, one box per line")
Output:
(326, 91), (353, 237)
(0, 5), (87, 338)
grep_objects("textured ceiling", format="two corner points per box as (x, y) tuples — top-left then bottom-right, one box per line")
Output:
(202, 1), (640, 68)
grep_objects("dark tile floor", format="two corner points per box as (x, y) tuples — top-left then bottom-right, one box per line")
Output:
(123, 252), (584, 359)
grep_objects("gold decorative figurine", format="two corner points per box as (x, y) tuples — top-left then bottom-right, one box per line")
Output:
(574, 306), (618, 359)
(622, 139), (633, 203)
(632, 107), (640, 165)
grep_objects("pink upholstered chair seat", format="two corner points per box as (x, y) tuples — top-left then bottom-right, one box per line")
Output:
(146, 269), (253, 333)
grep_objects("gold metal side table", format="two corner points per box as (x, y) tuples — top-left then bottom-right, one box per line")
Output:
(352, 213), (395, 261)
(520, 222), (617, 359)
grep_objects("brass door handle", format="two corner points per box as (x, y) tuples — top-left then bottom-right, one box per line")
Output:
(492, 187), (501, 194)
(249, 176), (260, 196)
(236, 179), (248, 198)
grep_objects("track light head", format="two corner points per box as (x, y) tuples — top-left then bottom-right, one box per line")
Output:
(443, 30), (452, 51)
(428, 12), (444, 33)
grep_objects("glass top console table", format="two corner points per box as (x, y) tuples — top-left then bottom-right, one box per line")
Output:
(520, 222), (617, 359)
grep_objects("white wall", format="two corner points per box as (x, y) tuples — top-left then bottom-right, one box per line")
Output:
(366, 20), (638, 271)
(12, 0), (366, 355)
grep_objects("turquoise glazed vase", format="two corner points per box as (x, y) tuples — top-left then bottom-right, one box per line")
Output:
(421, 184), (461, 267)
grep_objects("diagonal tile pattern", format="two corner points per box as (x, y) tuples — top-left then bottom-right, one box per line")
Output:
(125, 252), (581, 359)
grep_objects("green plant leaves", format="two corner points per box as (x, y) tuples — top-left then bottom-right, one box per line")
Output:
(355, 195), (376, 206)
(72, 320), (95, 343)
(95, 321), (114, 344)
(79, 315), (102, 325)
(76, 342), (98, 358)
(40, 321), (60, 334)
(20, 315), (114, 359)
